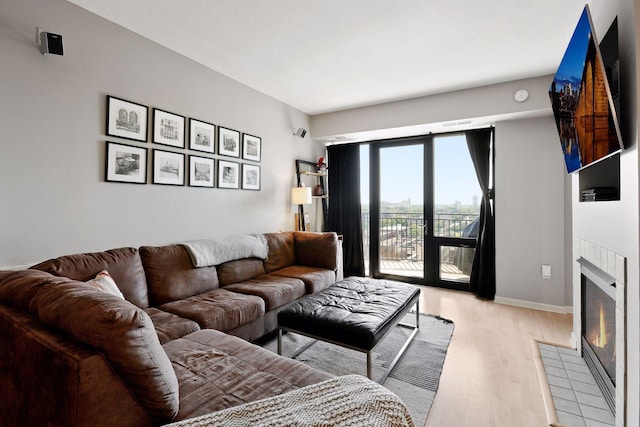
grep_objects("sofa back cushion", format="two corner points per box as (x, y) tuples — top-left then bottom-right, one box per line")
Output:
(139, 245), (219, 306)
(0, 269), (71, 311)
(28, 281), (179, 423)
(263, 232), (296, 273)
(216, 258), (266, 286)
(293, 232), (338, 270)
(31, 247), (150, 308)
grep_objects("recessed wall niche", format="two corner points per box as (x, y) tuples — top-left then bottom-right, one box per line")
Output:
(578, 153), (620, 202)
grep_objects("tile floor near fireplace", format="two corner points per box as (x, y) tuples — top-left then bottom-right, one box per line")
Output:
(539, 343), (614, 426)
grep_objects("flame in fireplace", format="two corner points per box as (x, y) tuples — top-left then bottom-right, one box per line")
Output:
(593, 303), (607, 348)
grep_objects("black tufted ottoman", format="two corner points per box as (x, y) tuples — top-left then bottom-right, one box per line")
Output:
(277, 276), (420, 383)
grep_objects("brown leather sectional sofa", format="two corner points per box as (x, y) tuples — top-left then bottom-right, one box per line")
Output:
(0, 231), (341, 427)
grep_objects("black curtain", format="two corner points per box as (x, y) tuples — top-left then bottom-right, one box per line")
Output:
(327, 144), (365, 277)
(466, 128), (496, 299)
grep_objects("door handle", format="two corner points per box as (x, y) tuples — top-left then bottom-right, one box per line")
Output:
(418, 223), (428, 236)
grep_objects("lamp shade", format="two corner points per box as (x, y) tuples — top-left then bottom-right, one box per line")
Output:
(291, 187), (312, 205)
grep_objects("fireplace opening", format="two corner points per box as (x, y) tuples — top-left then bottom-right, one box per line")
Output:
(580, 262), (616, 414)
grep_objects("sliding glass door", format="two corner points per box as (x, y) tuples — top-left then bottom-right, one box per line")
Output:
(365, 133), (481, 290)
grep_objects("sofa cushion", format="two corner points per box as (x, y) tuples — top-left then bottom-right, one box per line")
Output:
(216, 258), (265, 286)
(293, 231), (339, 271)
(86, 270), (124, 299)
(31, 247), (150, 308)
(163, 329), (332, 421)
(158, 288), (265, 332)
(269, 266), (336, 294)
(144, 308), (201, 345)
(139, 245), (219, 306)
(28, 281), (179, 423)
(224, 275), (306, 311)
(263, 232), (295, 273)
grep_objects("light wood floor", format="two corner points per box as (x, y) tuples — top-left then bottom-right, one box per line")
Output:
(417, 285), (573, 427)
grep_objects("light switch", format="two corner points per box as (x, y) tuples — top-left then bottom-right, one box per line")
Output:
(542, 264), (551, 279)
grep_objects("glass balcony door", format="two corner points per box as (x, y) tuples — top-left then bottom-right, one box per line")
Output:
(366, 134), (480, 290)
(372, 142), (425, 280)
(429, 134), (480, 288)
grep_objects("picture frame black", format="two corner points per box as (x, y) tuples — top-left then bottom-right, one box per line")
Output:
(188, 155), (215, 188)
(105, 141), (147, 184)
(242, 134), (262, 162)
(218, 126), (240, 158)
(152, 149), (185, 186)
(218, 159), (240, 189)
(106, 96), (148, 142)
(153, 108), (186, 148)
(242, 164), (261, 190)
(189, 118), (215, 153)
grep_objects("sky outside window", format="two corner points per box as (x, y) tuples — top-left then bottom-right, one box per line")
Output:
(359, 135), (480, 207)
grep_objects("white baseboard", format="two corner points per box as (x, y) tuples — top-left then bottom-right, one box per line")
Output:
(494, 296), (571, 314)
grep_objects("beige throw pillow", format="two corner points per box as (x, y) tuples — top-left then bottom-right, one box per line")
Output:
(86, 270), (124, 299)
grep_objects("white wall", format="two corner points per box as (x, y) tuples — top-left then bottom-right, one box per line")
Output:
(572, 0), (639, 424)
(311, 76), (553, 142)
(494, 117), (567, 309)
(0, 0), (324, 268)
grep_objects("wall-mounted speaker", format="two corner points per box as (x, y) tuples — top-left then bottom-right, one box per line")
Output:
(293, 128), (307, 138)
(40, 32), (64, 56)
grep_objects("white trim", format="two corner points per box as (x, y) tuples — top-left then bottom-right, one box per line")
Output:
(570, 331), (579, 350)
(494, 296), (570, 314)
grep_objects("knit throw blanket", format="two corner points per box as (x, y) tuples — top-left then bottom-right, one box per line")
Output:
(181, 234), (269, 267)
(166, 375), (414, 427)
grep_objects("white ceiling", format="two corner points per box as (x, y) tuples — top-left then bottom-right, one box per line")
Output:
(66, 0), (599, 116)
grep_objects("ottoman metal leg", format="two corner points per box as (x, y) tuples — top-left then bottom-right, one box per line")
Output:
(376, 300), (420, 384)
(277, 327), (318, 359)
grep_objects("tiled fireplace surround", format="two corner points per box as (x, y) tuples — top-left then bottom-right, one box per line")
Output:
(575, 238), (627, 427)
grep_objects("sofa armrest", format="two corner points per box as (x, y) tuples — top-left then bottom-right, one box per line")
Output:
(293, 232), (339, 272)
(0, 305), (152, 427)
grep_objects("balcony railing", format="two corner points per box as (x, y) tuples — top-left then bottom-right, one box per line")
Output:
(362, 212), (478, 263)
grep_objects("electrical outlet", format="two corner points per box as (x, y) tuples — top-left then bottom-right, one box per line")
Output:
(542, 264), (551, 279)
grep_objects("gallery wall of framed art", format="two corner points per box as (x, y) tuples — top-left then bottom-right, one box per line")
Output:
(103, 94), (261, 191)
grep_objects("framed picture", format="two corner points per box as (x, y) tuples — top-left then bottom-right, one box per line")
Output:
(218, 126), (240, 157)
(153, 108), (185, 148)
(189, 118), (215, 153)
(242, 164), (261, 190)
(105, 141), (147, 184)
(152, 149), (185, 186)
(189, 155), (215, 188)
(242, 134), (262, 162)
(106, 96), (148, 142)
(218, 160), (240, 189)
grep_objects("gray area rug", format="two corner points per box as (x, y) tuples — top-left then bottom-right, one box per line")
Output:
(260, 313), (454, 427)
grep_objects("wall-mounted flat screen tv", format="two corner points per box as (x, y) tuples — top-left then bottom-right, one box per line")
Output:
(549, 5), (623, 173)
